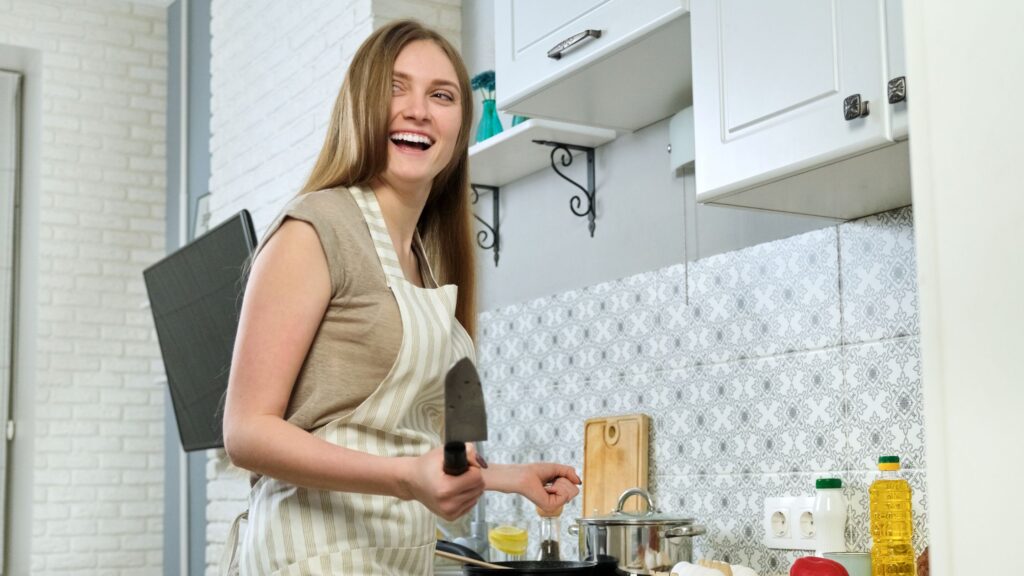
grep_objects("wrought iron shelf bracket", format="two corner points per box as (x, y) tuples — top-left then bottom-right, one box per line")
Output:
(532, 139), (598, 237)
(470, 184), (500, 266)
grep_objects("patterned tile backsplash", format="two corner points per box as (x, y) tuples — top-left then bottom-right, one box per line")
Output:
(477, 207), (924, 576)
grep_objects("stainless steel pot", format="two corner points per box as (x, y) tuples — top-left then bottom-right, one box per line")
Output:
(570, 488), (705, 576)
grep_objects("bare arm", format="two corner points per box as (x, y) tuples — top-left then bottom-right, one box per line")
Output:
(222, 219), (483, 520)
(482, 462), (582, 514)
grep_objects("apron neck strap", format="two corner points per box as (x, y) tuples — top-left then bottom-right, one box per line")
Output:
(350, 186), (405, 285)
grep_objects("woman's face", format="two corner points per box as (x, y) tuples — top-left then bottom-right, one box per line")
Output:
(383, 40), (463, 193)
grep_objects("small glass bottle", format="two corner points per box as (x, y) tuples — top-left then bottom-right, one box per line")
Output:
(536, 505), (563, 561)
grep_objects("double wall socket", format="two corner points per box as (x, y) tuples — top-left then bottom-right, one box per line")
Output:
(763, 496), (817, 550)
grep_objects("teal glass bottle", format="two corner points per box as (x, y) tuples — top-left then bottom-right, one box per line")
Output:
(476, 98), (503, 143)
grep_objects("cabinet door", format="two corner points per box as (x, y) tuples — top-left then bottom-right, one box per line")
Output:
(495, 0), (685, 112)
(885, 0), (908, 140)
(693, 0), (890, 200)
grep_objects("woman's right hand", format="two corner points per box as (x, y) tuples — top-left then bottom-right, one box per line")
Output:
(399, 444), (485, 521)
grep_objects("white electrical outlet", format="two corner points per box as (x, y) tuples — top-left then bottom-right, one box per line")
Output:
(763, 496), (817, 550)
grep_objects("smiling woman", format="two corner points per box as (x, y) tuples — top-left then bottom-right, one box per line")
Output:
(219, 20), (581, 576)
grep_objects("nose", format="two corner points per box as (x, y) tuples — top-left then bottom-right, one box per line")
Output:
(401, 92), (430, 122)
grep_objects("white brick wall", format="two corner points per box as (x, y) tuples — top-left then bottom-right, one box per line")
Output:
(0, 0), (167, 573)
(205, 1), (460, 572)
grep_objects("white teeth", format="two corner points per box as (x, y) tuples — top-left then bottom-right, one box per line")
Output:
(390, 132), (434, 146)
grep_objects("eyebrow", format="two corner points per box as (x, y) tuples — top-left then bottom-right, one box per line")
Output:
(393, 71), (459, 91)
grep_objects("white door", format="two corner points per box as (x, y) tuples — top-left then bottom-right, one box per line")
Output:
(693, 0), (891, 200)
(0, 69), (22, 572)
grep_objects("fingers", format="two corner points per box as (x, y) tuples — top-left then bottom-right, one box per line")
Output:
(552, 464), (581, 485)
(544, 477), (579, 494)
(548, 477), (580, 500)
(436, 468), (484, 520)
(531, 472), (581, 515)
(464, 442), (485, 470)
(410, 446), (486, 521)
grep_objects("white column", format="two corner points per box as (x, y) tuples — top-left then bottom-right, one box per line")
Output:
(904, 2), (1024, 575)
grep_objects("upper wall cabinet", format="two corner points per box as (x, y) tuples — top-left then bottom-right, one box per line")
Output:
(692, 0), (911, 219)
(495, 0), (692, 132)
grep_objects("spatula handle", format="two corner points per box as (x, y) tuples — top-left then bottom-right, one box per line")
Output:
(443, 441), (468, 475)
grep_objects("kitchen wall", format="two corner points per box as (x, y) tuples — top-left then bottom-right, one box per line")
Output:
(477, 206), (925, 574)
(202, 1), (463, 573)
(0, 1), (168, 574)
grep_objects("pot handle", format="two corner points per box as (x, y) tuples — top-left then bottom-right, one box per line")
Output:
(615, 487), (656, 514)
(664, 524), (707, 538)
(567, 523), (579, 536)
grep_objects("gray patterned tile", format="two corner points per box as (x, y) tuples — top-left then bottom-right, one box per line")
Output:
(476, 207), (924, 574)
(686, 227), (841, 364)
(744, 350), (846, 475)
(840, 207), (919, 343)
(652, 348), (844, 477)
(841, 337), (925, 471)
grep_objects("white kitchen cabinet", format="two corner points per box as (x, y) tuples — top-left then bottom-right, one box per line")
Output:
(885, 0), (908, 140)
(692, 0), (911, 219)
(494, 0), (692, 132)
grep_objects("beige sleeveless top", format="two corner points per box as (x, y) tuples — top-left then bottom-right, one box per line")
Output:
(254, 186), (436, 431)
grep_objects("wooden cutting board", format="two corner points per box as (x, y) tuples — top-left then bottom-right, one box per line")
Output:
(582, 413), (650, 517)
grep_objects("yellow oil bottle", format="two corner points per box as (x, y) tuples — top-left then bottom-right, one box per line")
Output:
(869, 455), (916, 575)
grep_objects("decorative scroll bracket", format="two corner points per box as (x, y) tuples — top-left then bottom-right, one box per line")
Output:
(532, 139), (597, 237)
(470, 184), (500, 266)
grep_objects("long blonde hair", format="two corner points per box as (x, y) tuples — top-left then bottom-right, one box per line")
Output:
(301, 20), (476, 339)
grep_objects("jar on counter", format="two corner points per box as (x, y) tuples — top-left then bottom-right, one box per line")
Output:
(488, 525), (527, 562)
(813, 477), (847, 556)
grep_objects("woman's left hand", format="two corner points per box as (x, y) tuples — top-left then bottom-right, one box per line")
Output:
(487, 462), (581, 514)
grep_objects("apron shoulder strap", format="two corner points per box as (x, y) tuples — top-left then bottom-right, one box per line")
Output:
(349, 186), (405, 285)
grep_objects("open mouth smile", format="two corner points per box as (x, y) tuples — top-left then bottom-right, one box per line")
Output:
(389, 131), (435, 152)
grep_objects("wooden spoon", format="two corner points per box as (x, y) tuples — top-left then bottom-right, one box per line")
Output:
(434, 550), (512, 570)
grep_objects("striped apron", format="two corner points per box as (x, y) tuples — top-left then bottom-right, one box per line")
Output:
(226, 186), (476, 575)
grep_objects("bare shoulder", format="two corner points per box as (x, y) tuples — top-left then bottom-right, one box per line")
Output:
(249, 218), (330, 301)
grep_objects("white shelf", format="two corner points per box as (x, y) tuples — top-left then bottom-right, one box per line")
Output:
(468, 119), (617, 187)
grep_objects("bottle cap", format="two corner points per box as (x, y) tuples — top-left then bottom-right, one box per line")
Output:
(878, 455), (901, 471)
(816, 478), (842, 489)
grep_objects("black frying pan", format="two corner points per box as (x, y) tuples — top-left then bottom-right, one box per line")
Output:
(436, 540), (602, 575)
(462, 560), (599, 575)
